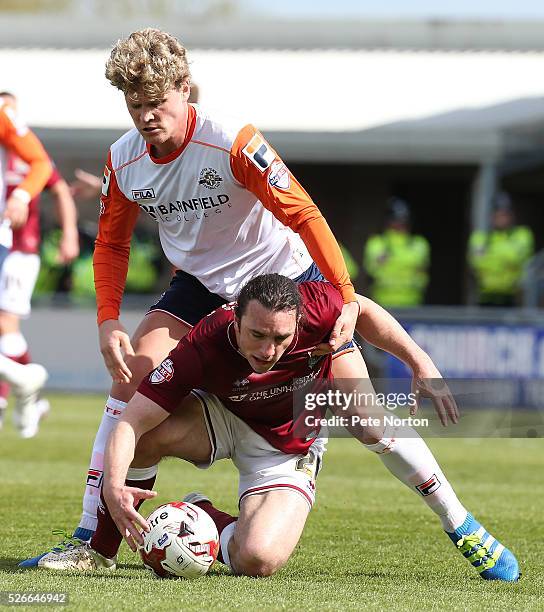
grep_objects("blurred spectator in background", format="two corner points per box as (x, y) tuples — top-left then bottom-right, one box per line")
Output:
(0, 91), (73, 436)
(364, 197), (430, 308)
(468, 192), (534, 307)
(339, 243), (359, 284)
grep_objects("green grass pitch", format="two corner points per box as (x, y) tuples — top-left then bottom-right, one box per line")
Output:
(0, 394), (542, 611)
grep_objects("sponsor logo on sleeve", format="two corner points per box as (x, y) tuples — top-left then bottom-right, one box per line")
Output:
(415, 474), (441, 496)
(242, 134), (276, 172)
(150, 358), (175, 384)
(101, 167), (111, 196)
(268, 160), (290, 190)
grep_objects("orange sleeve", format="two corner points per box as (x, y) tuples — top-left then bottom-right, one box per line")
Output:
(93, 152), (140, 325)
(0, 106), (51, 200)
(229, 125), (355, 304)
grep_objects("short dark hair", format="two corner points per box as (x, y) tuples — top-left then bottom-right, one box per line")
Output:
(235, 274), (303, 320)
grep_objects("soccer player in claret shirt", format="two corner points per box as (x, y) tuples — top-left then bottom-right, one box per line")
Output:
(39, 275), (519, 581)
(0, 93), (53, 435)
(0, 93), (79, 438)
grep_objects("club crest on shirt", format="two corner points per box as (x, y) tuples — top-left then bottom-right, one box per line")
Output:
(308, 352), (325, 370)
(198, 167), (223, 189)
(150, 358), (174, 384)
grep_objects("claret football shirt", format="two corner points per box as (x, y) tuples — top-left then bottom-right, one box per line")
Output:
(138, 281), (343, 454)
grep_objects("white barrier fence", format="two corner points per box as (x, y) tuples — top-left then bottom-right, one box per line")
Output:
(21, 307), (141, 392)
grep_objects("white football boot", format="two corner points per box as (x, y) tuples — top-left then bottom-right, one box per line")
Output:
(12, 364), (48, 438)
(38, 542), (116, 572)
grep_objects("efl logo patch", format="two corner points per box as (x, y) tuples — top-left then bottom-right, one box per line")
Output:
(132, 187), (156, 200)
(416, 474), (441, 496)
(268, 161), (290, 190)
(150, 358), (174, 384)
(86, 469), (103, 488)
(242, 134), (275, 172)
(101, 166), (111, 196)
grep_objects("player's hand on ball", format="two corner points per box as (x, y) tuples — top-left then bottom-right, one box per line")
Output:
(103, 485), (157, 552)
(99, 320), (135, 383)
(313, 300), (358, 355)
(410, 361), (459, 426)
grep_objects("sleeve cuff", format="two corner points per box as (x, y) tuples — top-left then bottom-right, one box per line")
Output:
(11, 188), (31, 205)
(97, 307), (120, 326)
(339, 285), (356, 304)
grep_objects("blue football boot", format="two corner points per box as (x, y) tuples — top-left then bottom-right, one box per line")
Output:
(19, 528), (94, 568)
(446, 513), (520, 581)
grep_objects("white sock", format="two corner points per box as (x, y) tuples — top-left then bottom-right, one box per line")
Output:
(0, 353), (33, 387)
(364, 426), (468, 532)
(220, 522), (236, 570)
(78, 396), (127, 532)
(126, 465), (159, 481)
(0, 332), (28, 358)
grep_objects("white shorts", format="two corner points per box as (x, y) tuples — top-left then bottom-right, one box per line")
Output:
(191, 390), (327, 511)
(0, 252), (40, 317)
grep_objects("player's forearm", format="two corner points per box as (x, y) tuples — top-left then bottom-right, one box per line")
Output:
(94, 242), (130, 324)
(299, 217), (356, 303)
(52, 180), (78, 232)
(356, 295), (430, 372)
(104, 420), (138, 492)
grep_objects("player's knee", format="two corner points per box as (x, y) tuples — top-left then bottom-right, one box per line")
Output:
(233, 541), (286, 577)
(361, 429), (383, 445)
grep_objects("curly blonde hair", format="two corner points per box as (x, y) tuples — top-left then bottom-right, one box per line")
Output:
(105, 29), (191, 100)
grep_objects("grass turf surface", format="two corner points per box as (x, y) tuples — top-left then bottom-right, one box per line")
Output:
(0, 394), (542, 611)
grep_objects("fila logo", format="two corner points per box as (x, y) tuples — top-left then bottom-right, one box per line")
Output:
(415, 474), (442, 496)
(132, 188), (156, 200)
(86, 469), (103, 488)
(242, 134), (275, 172)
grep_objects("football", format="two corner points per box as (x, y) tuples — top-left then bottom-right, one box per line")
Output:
(140, 501), (219, 579)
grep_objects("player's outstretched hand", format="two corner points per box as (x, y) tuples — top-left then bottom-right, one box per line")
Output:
(410, 360), (459, 426)
(3, 192), (29, 229)
(313, 300), (358, 355)
(57, 229), (80, 264)
(70, 168), (103, 200)
(99, 319), (136, 384)
(103, 485), (157, 552)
